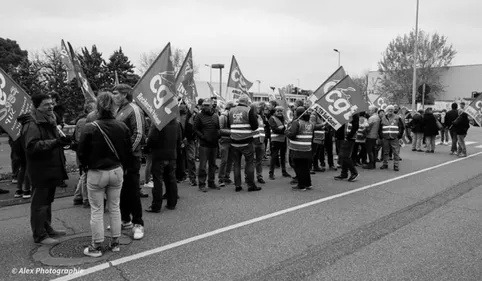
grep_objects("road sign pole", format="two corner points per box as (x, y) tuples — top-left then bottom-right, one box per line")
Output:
(422, 83), (425, 110)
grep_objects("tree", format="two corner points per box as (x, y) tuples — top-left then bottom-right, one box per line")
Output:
(352, 70), (369, 101)
(9, 57), (45, 96)
(0, 38), (28, 73)
(378, 30), (456, 104)
(106, 47), (139, 88)
(78, 45), (109, 92)
(138, 47), (199, 78)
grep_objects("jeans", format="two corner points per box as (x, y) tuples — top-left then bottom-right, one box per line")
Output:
(450, 130), (458, 152)
(218, 141), (233, 182)
(17, 165), (31, 193)
(323, 133), (335, 167)
(31, 185), (56, 242)
(405, 127), (412, 143)
(340, 140), (357, 176)
(151, 159), (178, 210)
(269, 141), (287, 175)
(365, 138), (377, 168)
(198, 146), (217, 186)
(457, 134), (467, 155)
(254, 141), (265, 179)
(311, 143), (323, 169)
(120, 156), (144, 226)
(87, 167), (123, 243)
(232, 142), (255, 188)
(383, 139), (400, 167)
(440, 127), (449, 143)
(144, 154), (152, 183)
(294, 158), (311, 187)
(352, 142), (367, 164)
(185, 140), (197, 181)
(426, 136), (436, 151)
(412, 132), (423, 150)
(9, 138), (21, 179)
(73, 172), (87, 203)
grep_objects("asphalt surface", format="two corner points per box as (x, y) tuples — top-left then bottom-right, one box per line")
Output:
(1, 128), (482, 281)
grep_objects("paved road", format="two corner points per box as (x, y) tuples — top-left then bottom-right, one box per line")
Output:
(1, 128), (482, 281)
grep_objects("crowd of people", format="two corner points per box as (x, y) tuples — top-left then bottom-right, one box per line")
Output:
(1, 84), (473, 258)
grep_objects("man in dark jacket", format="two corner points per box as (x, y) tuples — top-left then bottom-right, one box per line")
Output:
(454, 103), (470, 157)
(445, 102), (459, 154)
(184, 104), (197, 186)
(334, 113), (360, 181)
(194, 99), (220, 192)
(410, 110), (424, 152)
(23, 93), (71, 245)
(145, 119), (181, 212)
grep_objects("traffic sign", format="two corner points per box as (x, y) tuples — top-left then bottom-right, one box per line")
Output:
(418, 83), (431, 95)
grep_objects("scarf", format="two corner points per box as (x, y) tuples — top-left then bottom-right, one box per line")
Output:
(32, 109), (57, 126)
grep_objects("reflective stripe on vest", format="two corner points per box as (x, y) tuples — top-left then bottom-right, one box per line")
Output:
(229, 106), (253, 140)
(313, 130), (325, 144)
(382, 117), (399, 139)
(356, 123), (368, 143)
(253, 115), (265, 143)
(270, 116), (285, 142)
(288, 120), (313, 151)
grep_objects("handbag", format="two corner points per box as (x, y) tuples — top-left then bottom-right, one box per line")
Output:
(436, 119), (443, 130)
(92, 121), (120, 161)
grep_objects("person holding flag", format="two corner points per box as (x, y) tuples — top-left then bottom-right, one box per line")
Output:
(334, 113), (360, 182)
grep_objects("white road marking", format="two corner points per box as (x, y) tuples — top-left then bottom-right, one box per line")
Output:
(475, 145), (482, 149)
(52, 151), (482, 281)
(465, 141), (477, 145)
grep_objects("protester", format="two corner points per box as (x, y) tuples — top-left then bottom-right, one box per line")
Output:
(218, 101), (234, 186)
(422, 108), (439, 153)
(380, 105), (404, 171)
(353, 112), (368, 165)
(410, 110), (424, 152)
(445, 103), (459, 155)
(227, 94), (260, 192)
(310, 108), (326, 173)
(176, 104), (188, 182)
(375, 109), (385, 161)
(12, 131), (31, 198)
(78, 92), (132, 257)
(194, 99), (220, 192)
(23, 93), (70, 245)
(439, 109), (449, 145)
(142, 115), (154, 188)
(145, 117), (181, 212)
(287, 107), (314, 190)
(8, 136), (20, 185)
(403, 108), (413, 144)
(364, 106), (380, 170)
(453, 104), (470, 157)
(73, 102), (96, 207)
(112, 84), (145, 240)
(323, 124), (337, 171)
(334, 113), (359, 182)
(185, 101), (198, 186)
(49, 91), (68, 188)
(252, 102), (266, 184)
(268, 106), (291, 180)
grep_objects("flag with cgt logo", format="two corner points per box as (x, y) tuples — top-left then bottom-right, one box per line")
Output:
(226, 56), (253, 101)
(0, 67), (33, 140)
(310, 75), (369, 130)
(308, 66), (346, 104)
(175, 48), (197, 111)
(133, 42), (178, 131)
(465, 94), (482, 126)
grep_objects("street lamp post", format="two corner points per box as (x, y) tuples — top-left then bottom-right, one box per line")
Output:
(296, 78), (300, 88)
(256, 80), (261, 93)
(205, 64), (212, 85)
(411, 0), (420, 111)
(212, 64), (224, 99)
(333, 49), (340, 67)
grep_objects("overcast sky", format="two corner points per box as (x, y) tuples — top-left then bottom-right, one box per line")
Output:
(2, 0), (480, 92)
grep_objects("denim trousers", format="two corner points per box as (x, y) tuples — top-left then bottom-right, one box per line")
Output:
(17, 165), (31, 192)
(457, 134), (467, 154)
(73, 172), (88, 203)
(269, 141), (287, 175)
(120, 156), (144, 226)
(232, 142), (255, 187)
(450, 130), (458, 153)
(30, 185), (56, 243)
(383, 139), (400, 167)
(426, 136), (436, 151)
(87, 167), (123, 243)
(254, 141), (265, 179)
(198, 146), (217, 186)
(218, 141), (234, 182)
(185, 140), (197, 181)
(412, 133), (423, 150)
(151, 159), (178, 210)
(339, 140), (357, 176)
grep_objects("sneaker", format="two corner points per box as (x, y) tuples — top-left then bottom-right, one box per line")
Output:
(208, 183), (220, 190)
(394, 167), (400, 171)
(417, 150), (423, 152)
(282, 172), (292, 178)
(22, 190), (31, 199)
(248, 186), (262, 192)
(36, 237), (59, 246)
(83, 201), (90, 208)
(12, 179), (18, 184)
(306, 186), (313, 190)
(48, 229), (66, 237)
(458, 153), (467, 157)
(411, 149), (416, 151)
(84, 244), (102, 257)
(110, 240), (120, 252)
(380, 165), (388, 170)
(139, 190), (149, 198)
(269, 174), (275, 180)
(450, 151), (456, 155)
(292, 186), (307, 191)
(0, 188), (9, 194)
(257, 178), (266, 184)
(14, 190), (23, 198)
(143, 181), (154, 188)
(334, 175), (348, 180)
(347, 174), (359, 182)
(133, 224), (144, 240)
(290, 179), (298, 185)
(145, 206), (160, 213)
(199, 186), (208, 192)
(235, 186), (243, 192)
(218, 181), (225, 187)
(122, 221), (133, 230)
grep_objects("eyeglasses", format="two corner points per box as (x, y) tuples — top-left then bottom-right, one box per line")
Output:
(276, 110), (283, 112)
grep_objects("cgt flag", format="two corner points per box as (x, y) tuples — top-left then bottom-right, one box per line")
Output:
(308, 66), (346, 104)
(465, 94), (482, 126)
(0, 67), (33, 140)
(310, 75), (369, 130)
(60, 40), (76, 83)
(175, 48), (197, 110)
(226, 56), (253, 101)
(278, 88), (293, 122)
(67, 41), (97, 104)
(372, 94), (389, 110)
(133, 42), (178, 131)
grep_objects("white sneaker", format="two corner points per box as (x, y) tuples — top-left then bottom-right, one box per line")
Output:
(133, 224), (144, 240)
(143, 181), (154, 188)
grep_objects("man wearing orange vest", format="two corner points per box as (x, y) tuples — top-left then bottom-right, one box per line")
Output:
(334, 113), (360, 182)
(227, 94), (261, 192)
(380, 105), (404, 171)
(286, 107), (314, 191)
(252, 102), (267, 184)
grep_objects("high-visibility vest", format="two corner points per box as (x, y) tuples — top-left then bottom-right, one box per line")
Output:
(229, 105), (253, 141)
(288, 120), (313, 151)
(270, 116), (286, 143)
(345, 121), (356, 140)
(253, 115), (265, 143)
(381, 116), (400, 139)
(313, 128), (325, 144)
(356, 120), (368, 143)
